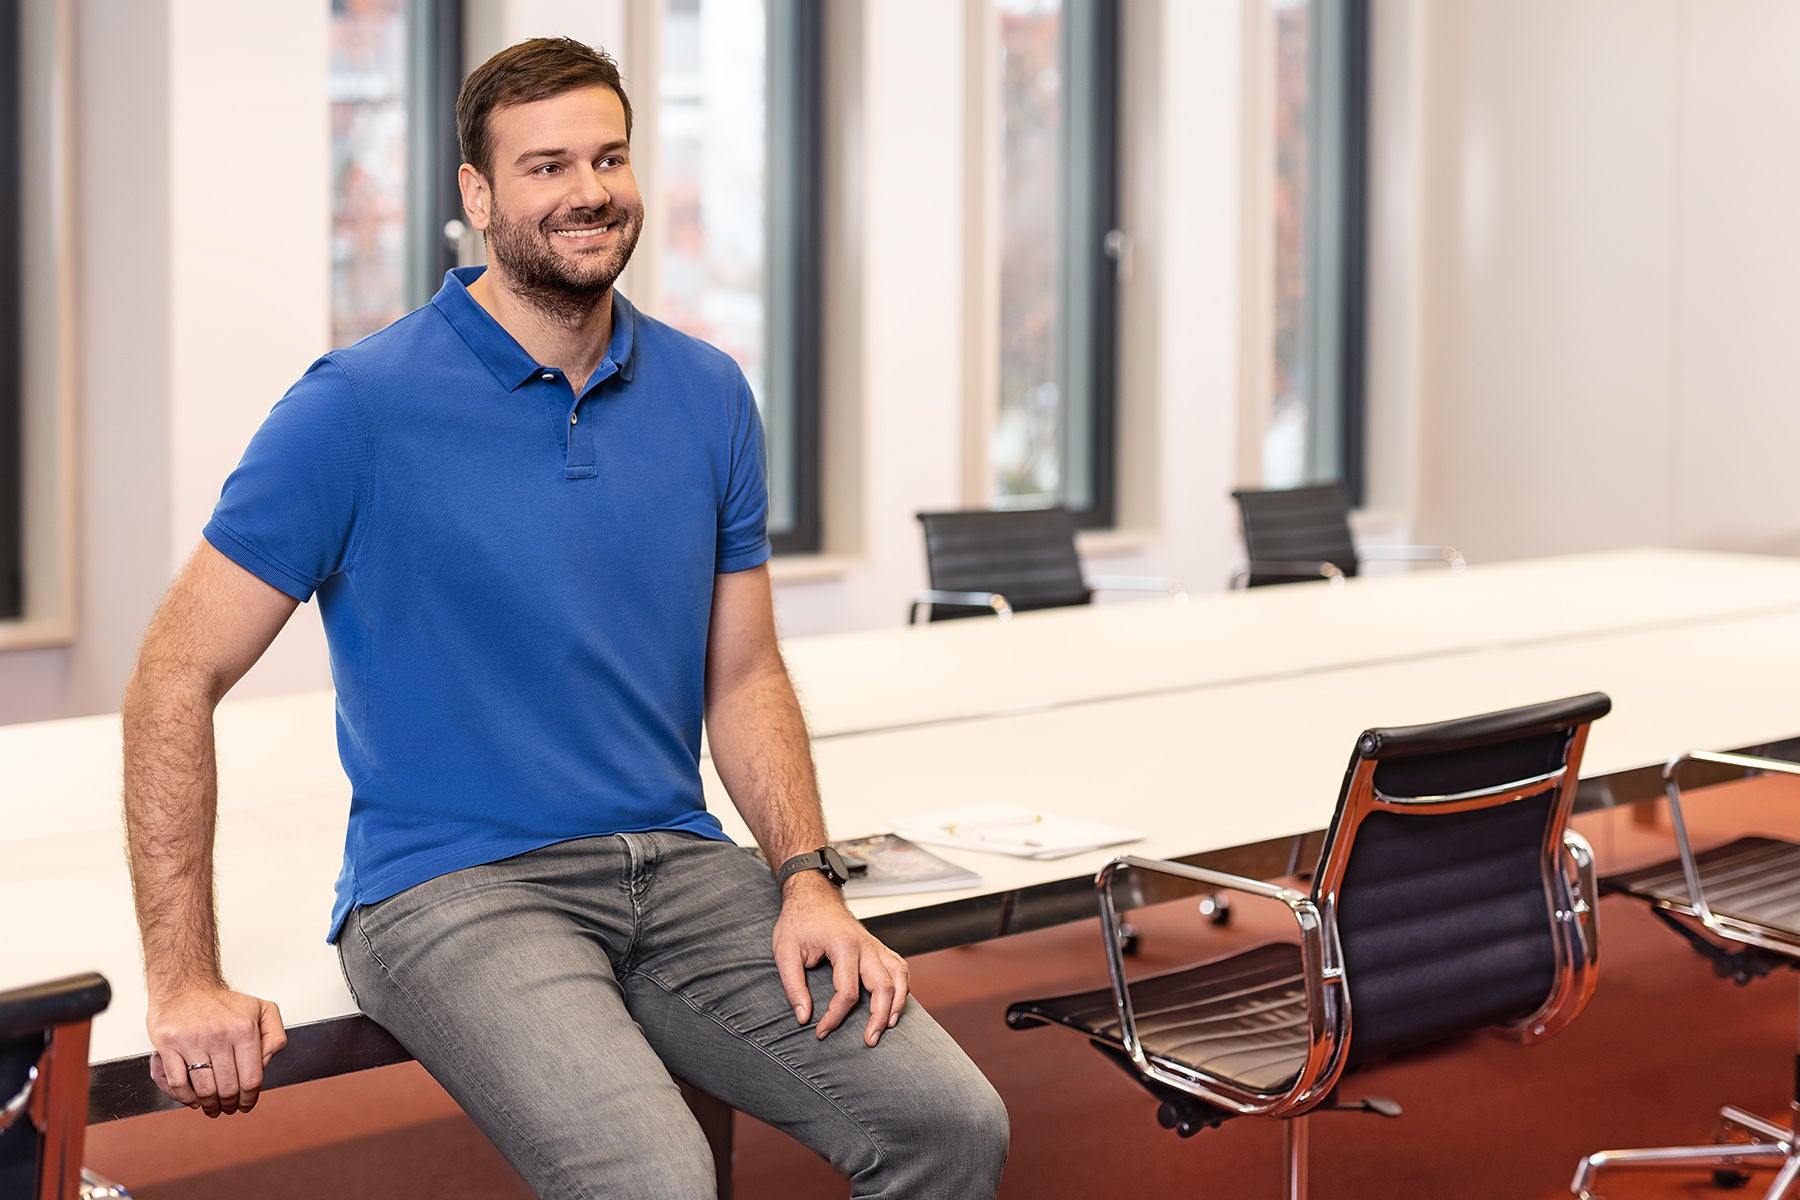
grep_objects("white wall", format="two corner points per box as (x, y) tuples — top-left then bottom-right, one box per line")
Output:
(1408, 0), (1800, 561)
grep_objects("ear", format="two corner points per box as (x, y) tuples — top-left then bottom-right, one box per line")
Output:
(458, 163), (492, 232)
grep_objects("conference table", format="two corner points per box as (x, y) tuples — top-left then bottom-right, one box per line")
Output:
(7, 547), (1800, 1132)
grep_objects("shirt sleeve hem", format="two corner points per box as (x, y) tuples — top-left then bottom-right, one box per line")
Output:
(716, 540), (773, 574)
(204, 519), (319, 601)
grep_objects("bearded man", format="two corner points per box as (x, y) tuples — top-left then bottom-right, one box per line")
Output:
(122, 35), (1007, 1199)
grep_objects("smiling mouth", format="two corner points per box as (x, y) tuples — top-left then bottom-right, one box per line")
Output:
(553, 225), (614, 240)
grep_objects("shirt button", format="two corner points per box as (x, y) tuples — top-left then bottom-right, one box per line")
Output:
(570, 412), (578, 425)
(542, 372), (556, 381)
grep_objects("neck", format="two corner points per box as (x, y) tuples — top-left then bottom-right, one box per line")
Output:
(467, 268), (616, 390)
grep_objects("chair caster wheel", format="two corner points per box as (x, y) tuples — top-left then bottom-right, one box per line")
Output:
(1199, 893), (1231, 926)
(1711, 1168), (1751, 1189)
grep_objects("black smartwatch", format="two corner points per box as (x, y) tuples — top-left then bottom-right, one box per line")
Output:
(777, 846), (852, 888)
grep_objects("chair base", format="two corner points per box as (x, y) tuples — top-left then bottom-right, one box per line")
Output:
(1573, 1104), (1800, 1200)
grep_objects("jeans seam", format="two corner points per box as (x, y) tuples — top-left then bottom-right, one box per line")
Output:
(627, 967), (886, 1165)
(351, 906), (597, 1200)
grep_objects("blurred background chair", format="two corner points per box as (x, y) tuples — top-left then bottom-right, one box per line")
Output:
(1006, 692), (1610, 1199)
(0, 972), (132, 1199)
(1229, 484), (1464, 588)
(1572, 751), (1800, 1200)
(910, 506), (1184, 623)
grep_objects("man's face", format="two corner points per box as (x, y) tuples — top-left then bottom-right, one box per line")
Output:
(461, 85), (644, 316)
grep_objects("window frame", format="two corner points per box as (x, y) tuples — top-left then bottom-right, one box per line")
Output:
(975, 0), (1123, 529)
(403, 0), (466, 310)
(1255, 0), (1371, 504)
(1, 0), (22, 620)
(763, 0), (824, 555)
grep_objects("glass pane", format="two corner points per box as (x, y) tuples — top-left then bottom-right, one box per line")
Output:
(658, 0), (771, 451)
(992, 0), (1064, 508)
(1266, 0), (1311, 488)
(329, 0), (410, 349)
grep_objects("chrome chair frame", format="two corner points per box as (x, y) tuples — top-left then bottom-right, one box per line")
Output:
(1011, 695), (1607, 1199)
(1227, 483), (1465, 589)
(908, 507), (1185, 624)
(1572, 751), (1800, 1200)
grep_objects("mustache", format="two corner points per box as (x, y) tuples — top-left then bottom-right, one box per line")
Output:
(543, 206), (626, 232)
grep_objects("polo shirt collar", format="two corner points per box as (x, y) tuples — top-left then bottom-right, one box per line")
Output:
(432, 266), (640, 391)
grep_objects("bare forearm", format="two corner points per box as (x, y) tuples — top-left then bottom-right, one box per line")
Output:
(122, 661), (226, 998)
(706, 656), (827, 869)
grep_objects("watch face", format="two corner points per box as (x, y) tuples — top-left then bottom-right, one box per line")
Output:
(819, 846), (851, 885)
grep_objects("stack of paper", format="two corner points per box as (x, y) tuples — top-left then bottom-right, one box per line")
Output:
(893, 802), (1142, 860)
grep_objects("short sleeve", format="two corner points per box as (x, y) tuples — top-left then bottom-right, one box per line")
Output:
(203, 356), (371, 602)
(716, 373), (773, 573)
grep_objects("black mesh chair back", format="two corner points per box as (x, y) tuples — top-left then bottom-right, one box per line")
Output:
(914, 507), (1090, 621)
(1315, 693), (1608, 1065)
(1005, 694), (1608, 1197)
(1231, 485), (1359, 587)
(0, 973), (111, 1200)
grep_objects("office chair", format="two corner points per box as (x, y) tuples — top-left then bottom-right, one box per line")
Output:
(1006, 692), (1610, 1199)
(1229, 484), (1464, 588)
(910, 506), (1183, 623)
(0, 972), (132, 1199)
(1572, 751), (1800, 1200)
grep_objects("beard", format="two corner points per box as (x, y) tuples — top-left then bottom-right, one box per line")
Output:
(483, 199), (644, 324)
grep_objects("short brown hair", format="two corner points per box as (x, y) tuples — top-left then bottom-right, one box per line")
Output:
(457, 37), (634, 179)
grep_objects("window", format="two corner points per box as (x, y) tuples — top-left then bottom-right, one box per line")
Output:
(654, 0), (822, 554)
(1, 0), (22, 620)
(1263, 0), (1369, 500)
(328, 0), (463, 349)
(986, 0), (1119, 526)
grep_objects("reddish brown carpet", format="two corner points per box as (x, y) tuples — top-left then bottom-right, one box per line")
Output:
(87, 781), (1800, 1198)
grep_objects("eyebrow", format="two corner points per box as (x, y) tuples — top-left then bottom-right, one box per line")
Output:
(513, 140), (630, 168)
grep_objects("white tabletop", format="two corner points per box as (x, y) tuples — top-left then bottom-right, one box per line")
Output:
(781, 548), (1800, 737)
(7, 548), (1800, 1068)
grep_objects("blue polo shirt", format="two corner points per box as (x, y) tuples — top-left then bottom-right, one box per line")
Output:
(204, 267), (771, 940)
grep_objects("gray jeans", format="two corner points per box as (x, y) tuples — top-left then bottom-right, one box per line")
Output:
(338, 831), (1009, 1198)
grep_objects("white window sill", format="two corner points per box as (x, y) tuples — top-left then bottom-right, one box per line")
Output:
(0, 618), (75, 652)
(1075, 527), (1154, 559)
(769, 553), (861, 585)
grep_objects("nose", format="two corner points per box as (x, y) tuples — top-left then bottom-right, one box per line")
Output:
(568, 161), (610, 211)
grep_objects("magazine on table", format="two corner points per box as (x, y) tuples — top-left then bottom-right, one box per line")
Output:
(835, 833), (984, 898)
(892, 802), (1142, 860)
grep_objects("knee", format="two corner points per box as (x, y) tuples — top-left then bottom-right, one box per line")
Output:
(893, 1069), (1011, 1183)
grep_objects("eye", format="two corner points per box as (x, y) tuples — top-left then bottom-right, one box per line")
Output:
(533, 162), (562, 176)
(599, 155), (626, 169)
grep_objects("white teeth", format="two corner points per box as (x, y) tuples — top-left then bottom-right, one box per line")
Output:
(555, 226), (611, 239)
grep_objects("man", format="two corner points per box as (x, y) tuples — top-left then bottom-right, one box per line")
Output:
(122, 36), (1007, 1198)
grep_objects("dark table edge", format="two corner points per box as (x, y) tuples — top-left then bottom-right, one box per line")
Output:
(88, 734), (1800, 1124)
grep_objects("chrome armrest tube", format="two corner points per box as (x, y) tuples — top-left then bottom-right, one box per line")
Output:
(906, 589), (1015, 624)
(1094, 855), (1347, 1118)
(1357, 544), (1466, 570)
(1086, 575), (1189, 602)
(1661, 750), (1800, 934)
(1227, 561), (1347, 590)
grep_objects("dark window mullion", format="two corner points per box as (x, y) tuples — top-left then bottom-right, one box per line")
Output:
(1057, 0), (1119, 529)
(766, 0), (822, 555)
(405, 0), (464, 308)
(0, 0), (23, 619)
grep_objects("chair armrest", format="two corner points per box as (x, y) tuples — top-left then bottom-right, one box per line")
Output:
(1093, 855), (1346, 1116)
(1086, 575), (1188, 602)
(907, 589), (1015, 624)
(1660, 750), (1800, 929)
(1227, 561), (1347, 589)
(1358, 544), (1466, 570)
